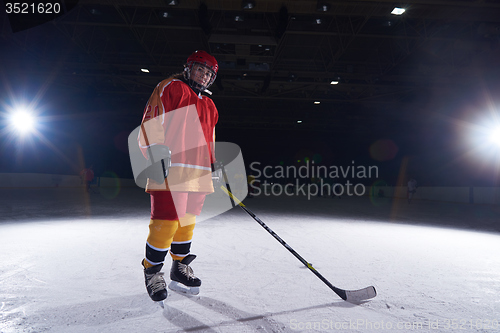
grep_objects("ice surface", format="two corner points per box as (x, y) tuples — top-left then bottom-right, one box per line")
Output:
(1, 187), (499, 332)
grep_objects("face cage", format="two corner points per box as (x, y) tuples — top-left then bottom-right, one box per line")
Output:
(184, 62), (217, 92)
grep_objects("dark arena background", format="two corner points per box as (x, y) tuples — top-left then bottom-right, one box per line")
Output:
(1, 1), (500, 332)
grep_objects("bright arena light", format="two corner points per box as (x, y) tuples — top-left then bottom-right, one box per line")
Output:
(489, 126), (500, 146)
(391, 7), (405, 15)
(9, 109), (36, 135)
(461, 113), (500, 167)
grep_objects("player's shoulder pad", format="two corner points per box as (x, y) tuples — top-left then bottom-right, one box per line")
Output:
(158, 78), (189, 94)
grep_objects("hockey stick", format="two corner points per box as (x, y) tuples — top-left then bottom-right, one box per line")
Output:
(217, 171), (376, 302)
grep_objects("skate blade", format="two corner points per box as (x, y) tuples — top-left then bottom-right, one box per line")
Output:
(168, 281), (200, 295)
(156, 300), (165, 309)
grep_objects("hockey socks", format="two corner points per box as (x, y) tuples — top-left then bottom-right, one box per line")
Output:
(170, 213), (196, 260)
(144, 218), (178, 267)
(144, 214), (199, 297)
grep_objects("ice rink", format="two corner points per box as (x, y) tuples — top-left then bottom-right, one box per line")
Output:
(1, 187), (499, 332)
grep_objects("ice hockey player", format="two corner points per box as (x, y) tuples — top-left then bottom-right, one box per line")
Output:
(138, 50), (219, 302)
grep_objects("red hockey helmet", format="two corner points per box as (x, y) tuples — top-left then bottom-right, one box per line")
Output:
(185, 50), (218, 92)
(187, 50), (218, 74)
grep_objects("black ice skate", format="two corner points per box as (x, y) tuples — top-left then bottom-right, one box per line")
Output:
(142, 260), (168, 302)
(168, 254), (201, 295)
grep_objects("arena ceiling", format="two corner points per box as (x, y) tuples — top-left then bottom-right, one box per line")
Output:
(2, 0), (500, 136)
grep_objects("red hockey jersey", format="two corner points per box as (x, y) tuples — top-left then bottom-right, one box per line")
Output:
(138, 78), (218, 193)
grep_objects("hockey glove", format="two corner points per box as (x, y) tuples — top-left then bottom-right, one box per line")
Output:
(211, 161), (224, 184)
(144, 145), (171, 184)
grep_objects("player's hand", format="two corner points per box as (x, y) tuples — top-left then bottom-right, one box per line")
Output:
(145, 145), (171, 183)
(211, 161), (224, 184)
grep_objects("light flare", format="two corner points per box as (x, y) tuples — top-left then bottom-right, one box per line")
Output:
(10, 110), (36, 135)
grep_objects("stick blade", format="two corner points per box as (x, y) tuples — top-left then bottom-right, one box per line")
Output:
(344, 286), (377, 303)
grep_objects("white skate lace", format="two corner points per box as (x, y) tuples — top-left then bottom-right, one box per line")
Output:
(147, 272), (166, 293)
(179, 263), (197, 280)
